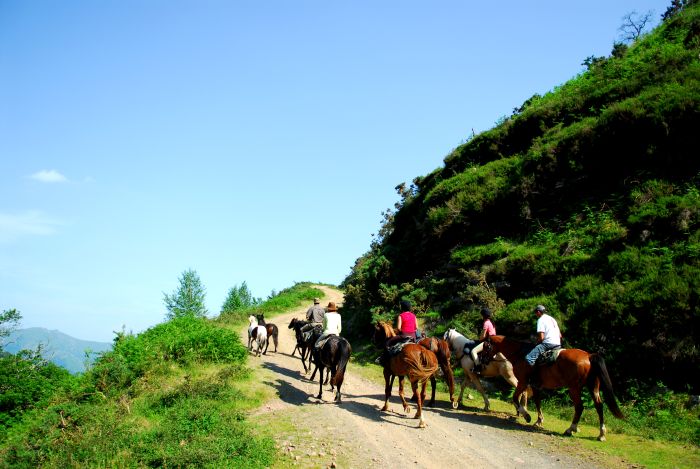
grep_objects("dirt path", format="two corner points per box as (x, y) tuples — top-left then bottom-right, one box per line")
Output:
(242, 286), (622, 469)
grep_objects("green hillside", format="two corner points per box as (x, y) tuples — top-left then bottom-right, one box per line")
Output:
(3, 328), (112, 374)
(342, 2), (700, 393)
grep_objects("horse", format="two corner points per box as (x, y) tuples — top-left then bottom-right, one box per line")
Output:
(484, 335), (625, 441)
(311, 335), (352, 403)
(373, 321), (439, 428)
(247, 315), (268, 357)
(376, 323), (456, 409)
(287, 318), (318, 374)
(443, 328), (528, 412)
(256, 314), (279, 354)
(417, 336), (457, 408)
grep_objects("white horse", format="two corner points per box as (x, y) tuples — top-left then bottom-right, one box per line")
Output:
(443, 328), (529, 412)
(247, 315), (268, 356)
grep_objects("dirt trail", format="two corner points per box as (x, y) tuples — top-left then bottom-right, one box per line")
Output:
(242, 286), (621, 469)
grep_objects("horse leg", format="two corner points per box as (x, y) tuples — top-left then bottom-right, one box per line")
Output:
(381, 369), (393, 412)
(316, 365), (325, 399)
(564, 387), (584, 437)
(413, 380), (427, 428)
(462, 356), (490, 411)
(513, 382), (532, 423)
(586, 378), (607, 441)
(532, 389), (545, 427)
(398, 376), (410, 413)
(427, 375), (436, 407)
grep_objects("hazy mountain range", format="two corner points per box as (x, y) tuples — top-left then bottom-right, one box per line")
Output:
(2, 328), (112, 374)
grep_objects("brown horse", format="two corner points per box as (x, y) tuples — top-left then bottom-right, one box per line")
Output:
(417, 337), (457, 409)
(484, 335), (625, 441)
(256, 314), (279, 354)
(373, 321), (439, 428)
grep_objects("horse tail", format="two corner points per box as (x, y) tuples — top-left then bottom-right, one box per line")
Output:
(404, 349), (439, 383)
(331, 338), (352, 387)
(589, 354), (625, 419)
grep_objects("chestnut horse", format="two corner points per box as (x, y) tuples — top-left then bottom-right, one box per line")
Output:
(373, 321), (439, 428)
(443, 328), (529, 412)
(484, 335), (625, 441)
(417, 337), (457, 408)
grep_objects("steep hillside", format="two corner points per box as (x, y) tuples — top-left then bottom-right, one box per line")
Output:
(3, 328), (112, 374)
(342, 2), (700, 392)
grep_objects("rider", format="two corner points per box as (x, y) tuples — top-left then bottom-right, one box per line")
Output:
(524, 304), (562, 372)
(396, 300), (419, 340)
(377, 299), (417, 367)
(301, 298), (325, 341)
(315, 302), (341, 349)
(470, 307), (496, 373)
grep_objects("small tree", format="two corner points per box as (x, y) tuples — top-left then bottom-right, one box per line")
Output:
(163, 269), (208, 319)
(619, 10), (653, 43)
(221, 281), (260, 314)
(1, 308), (21, 343)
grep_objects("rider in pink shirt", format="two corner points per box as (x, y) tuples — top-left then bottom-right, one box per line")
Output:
(397, 300), (418, 339)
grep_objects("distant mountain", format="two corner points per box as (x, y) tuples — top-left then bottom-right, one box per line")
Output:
(2, 328), (112, 374)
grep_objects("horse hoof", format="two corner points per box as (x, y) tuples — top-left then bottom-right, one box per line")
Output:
(418, 420), (427, 428)
(452, 400), (458, 410)
(564, 429), (573, 437)
(524, 414), (532, 423)
(597, 435), (606, 442)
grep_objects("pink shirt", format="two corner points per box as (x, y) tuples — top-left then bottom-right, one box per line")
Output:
(483, 319), (496, 337)
(398, 311), (417, 334)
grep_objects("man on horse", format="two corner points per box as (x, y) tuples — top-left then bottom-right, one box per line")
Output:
(524, 304), (562, 376)
(301, 297), (325, 341)
(315, 302), (341, 350)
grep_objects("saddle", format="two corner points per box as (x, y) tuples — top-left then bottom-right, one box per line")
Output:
(315, 334), (335, 351)
(303, 325), (323, 342)
(386, 336), (414, 356)
(535, 346), (563, 366)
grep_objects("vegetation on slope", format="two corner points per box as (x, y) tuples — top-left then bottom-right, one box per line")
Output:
(0, 283), (324, 468)
(342, 2), (700, 395)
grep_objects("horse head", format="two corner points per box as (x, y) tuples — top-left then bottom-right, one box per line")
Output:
(373, 321), (395, 348)
(288, 318), (297, 329)
(248, 315), (258, 326)
(256, 314), (266, 325)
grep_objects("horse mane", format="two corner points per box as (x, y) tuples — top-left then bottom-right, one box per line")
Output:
(376, 320), (397, 338)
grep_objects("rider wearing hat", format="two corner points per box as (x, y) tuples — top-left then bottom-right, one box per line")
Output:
(525, 304), (562, 370)
(301, 298), (325, 340)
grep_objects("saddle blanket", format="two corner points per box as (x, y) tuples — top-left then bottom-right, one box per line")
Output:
(315, 334), (335, 350)
(387, 336), (413, 356)
(537, 347), (564, 366)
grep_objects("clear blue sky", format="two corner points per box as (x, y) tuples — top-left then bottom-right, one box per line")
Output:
(1, 1), (669, 342)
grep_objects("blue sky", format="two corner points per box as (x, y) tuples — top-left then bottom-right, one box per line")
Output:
(1, 1), (670, 342)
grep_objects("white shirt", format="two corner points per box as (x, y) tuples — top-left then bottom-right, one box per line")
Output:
(537, 313), (561, 346)
(322, 312), (342, 335)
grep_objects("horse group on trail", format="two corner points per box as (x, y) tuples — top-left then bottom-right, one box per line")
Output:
(254, 300), (625, 440)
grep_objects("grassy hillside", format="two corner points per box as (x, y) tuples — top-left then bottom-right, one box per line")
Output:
(0, 283), (325, 468)
(3, 328), (112, 374)
(342, 2), (700, 394)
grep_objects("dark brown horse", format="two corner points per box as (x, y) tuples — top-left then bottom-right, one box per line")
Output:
(373, 321), (439, 428)
(288, 318), (313, 372)
(256, 314), (279, 354)
(417, 337), (457, 409)
(484, 335), (625, 441)
(311, 335), (352, 403)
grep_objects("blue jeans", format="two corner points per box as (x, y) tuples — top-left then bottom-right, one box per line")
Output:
(525, 342), (558, 365)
